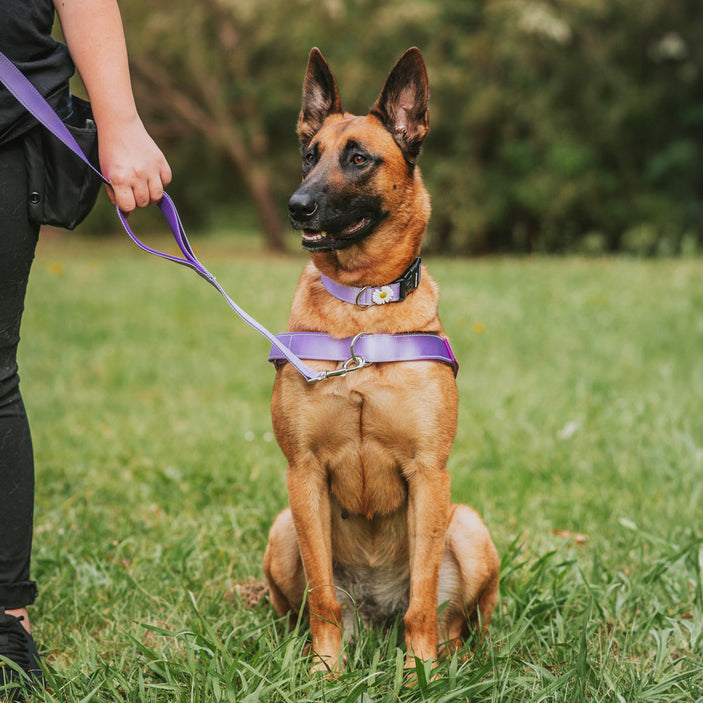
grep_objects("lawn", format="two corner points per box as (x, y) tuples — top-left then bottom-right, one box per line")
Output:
(12, 227), (703, 701)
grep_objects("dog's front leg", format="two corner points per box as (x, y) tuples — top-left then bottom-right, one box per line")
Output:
(287, 462), (343, 674)
(404, 466), (451, 665)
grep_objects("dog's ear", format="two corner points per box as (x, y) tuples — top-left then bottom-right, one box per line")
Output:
(370, 48), (429, 164)
(298, 48), (343, 148)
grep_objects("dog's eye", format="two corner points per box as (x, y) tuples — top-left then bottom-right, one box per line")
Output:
(303, 148), (317, 171)
(352, 154), (367, 166)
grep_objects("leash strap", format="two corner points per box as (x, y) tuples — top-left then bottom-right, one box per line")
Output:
(116, 197), (327, 381)
(0, 50), (107, 182)
(0, 50), (326, 382)
(0, 51), (459, 383)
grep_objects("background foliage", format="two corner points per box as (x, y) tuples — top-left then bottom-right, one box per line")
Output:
(79, 0), (702, 255)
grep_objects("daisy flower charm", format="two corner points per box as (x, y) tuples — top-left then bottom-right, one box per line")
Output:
(372, 286), (394, 304)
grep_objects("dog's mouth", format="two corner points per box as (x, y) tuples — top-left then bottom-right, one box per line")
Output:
(301, 218), (373, 252)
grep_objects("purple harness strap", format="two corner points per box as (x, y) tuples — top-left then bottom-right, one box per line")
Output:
(0, 51), (459, 383)
(269, 332), (459, 377)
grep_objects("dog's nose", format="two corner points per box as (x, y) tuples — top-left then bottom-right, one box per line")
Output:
(288, 192), (318, 222)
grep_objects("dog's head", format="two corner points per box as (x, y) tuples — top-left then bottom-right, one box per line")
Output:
(288, 48), (431, 270)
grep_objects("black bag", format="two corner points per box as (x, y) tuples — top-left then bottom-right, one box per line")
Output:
(23, 95), (103, 230)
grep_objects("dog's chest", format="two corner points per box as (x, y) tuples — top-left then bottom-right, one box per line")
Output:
(273, 361), (457, 517)
(320, 384), (414, 517)
(278, 374), (420, 517)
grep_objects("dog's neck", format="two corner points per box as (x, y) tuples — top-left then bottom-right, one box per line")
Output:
(310, 222), (425, 288)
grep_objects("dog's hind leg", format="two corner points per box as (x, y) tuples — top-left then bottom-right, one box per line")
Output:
(264, 508), (306, 617)
(437, 504), (499, 653)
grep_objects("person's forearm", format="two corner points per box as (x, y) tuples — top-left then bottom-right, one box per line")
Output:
(52, 0), (171, 210)
(53, 0), (171, 212)
(53, 0), (139, 131)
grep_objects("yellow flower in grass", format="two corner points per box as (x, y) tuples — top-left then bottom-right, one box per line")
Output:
(47, 261), (65, 276)
(472, 321), (485, 334)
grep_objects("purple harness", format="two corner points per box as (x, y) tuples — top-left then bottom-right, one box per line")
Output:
(0, 52), (458, 383)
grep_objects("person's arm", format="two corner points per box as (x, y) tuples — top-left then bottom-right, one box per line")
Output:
(53, 0), (171, 212)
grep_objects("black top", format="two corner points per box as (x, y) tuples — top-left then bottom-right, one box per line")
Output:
(0, 0), (74, 144)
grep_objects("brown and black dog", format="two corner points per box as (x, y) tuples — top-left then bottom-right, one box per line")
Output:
(263, 47), (499, 673)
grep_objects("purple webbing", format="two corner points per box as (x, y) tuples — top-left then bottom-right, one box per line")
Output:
(0, 51), (106, 183)
(1, 50), (459, 384)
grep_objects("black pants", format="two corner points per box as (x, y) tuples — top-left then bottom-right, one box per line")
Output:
(0, 135), (40, 609)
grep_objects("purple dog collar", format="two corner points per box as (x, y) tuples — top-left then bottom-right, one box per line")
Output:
(320, 257), (421, 307)
(269, 332), (459, 378)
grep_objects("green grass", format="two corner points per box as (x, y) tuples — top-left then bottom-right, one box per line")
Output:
(11, 229), (703, 701)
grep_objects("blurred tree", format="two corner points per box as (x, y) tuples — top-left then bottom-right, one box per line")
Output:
(119, 0), (298, 250)
(423, 0), (703, 254)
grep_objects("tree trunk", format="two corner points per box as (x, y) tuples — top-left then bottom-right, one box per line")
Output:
(130, 56), (287, 251)
(216, 127), (287, 252)
(247, 167), (287, 252)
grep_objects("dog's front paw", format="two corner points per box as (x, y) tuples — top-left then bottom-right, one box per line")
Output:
(310, 650), (346, 677)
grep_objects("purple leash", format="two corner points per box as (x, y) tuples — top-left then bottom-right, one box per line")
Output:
(0, 50), (324, 381)
(1, 51), (459, 383)
(119, 203), (459, 380)
(0, 50), (105, 180)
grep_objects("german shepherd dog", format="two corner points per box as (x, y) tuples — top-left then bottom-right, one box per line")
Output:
(264, 47), (499, 673)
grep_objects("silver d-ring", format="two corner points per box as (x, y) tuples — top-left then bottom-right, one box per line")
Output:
(321, 352), (370, 379)
(349, 332), (366, 363)
(343, 355), (367, 370)
(355, 286), (371, 309)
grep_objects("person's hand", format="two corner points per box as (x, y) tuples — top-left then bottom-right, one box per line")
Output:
(98, 113), (172, 212)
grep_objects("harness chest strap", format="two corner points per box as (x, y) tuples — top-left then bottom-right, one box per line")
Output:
(272, 258), (459, 379)
(268, 332), (459, 377)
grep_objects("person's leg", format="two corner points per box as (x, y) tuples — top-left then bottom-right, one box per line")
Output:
(0, 135), (42, 695)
